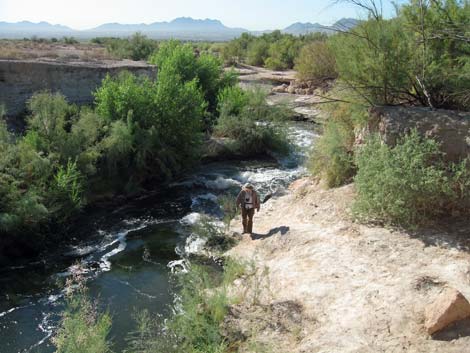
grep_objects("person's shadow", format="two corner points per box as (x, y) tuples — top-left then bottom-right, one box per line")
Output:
(251, 226), (290, 240)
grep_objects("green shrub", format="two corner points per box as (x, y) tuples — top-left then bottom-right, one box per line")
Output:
(215, 87), (290, 156)
(264, 57), (286, 71)
(401, 0), (470, 110)
(353, 130), (470, 226)
(308, 102), (367, 187)
(62, 36), (79, 45)
(101, 34), (157, 61)
(308, 120), (355, 188)
(127, 33), (157, 61)
(223, 31), (309, 70)
(54, 280), (112, 353)
(95, 67), (205, 183)
(268, 36), (302, 70)
(330, 17), (413, 105)
(0, 93), (103, 236)
(150, 41), (235, 115)
(329, 0), (469, 110)
(127, 259), (246, 353)
(52, 160), (85, 218)
(218, 194), (238, 231)
(246, 41), (269, 66)
(295, 41), (338, 81)
(216, 86), (249, 117)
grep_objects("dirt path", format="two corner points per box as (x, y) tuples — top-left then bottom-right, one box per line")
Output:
(226, 178), (470, 353)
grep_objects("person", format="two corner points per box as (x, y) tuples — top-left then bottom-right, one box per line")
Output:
(236, 183), (260, 235)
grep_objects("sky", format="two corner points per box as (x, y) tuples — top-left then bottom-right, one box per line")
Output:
(0, 0), (399, 30)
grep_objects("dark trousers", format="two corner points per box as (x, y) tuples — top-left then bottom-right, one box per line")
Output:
(241, 207), (255, 234)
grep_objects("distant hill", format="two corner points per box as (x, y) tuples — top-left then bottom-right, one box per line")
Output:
(282, 18), (359, 35)
(87, 17), (248, 40)
(0, 17), (359, 41)
(0, 21), (74, 37)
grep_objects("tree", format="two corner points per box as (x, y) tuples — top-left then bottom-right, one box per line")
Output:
(295, 41), (338, 81)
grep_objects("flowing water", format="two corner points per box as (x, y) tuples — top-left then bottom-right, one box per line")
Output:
(0, 122), (316, 353)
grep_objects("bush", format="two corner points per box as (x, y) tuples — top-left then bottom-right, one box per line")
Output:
(218, 194), (238, 231)
(127, 258), (246, 353)
(308, 120), (355, 188)
(308, 101), (367, 187)
(149, 41), (235, 115)
(330, 17), (413, 105)
(54, 277), (112, 353)
(62, 36), (79, 45)
(101, 33), (157, 61)
(216, 86), (249, 117)
(223, 31), (309, 70)
(95, 67), (206, 184)
(0, 93), (93, 235)
(246, 40), (269, 66)
(295, 41), (338, 81)
(264, 57), (285, 71)
(127, 33), (157, 61)
(329, 0), (470, 110)
(215, 87), (290, 156)
(52, 160), (84, 220)
(401, 0), (470, 110)
(353, 130), (470, 226)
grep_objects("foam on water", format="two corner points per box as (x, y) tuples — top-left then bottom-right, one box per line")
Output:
(184, 234), (207, 256)
(180, 212), (202, 225)
(168, 259), (189, 274)
(203, 176), (241, 190)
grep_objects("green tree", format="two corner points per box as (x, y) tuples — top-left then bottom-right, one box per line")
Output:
(330, 17), (414, 105)
(295, 41), (338, 81)
(401, 0), (470, 109)
(246, 40), (269, 66)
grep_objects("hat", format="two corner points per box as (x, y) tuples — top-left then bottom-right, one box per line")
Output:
(243, 183), (254, 190)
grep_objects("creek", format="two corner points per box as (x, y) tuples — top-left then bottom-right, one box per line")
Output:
(0, 121), (316, 353)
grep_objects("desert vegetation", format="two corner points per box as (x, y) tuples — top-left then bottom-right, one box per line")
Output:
(55, 257), (247, 353)
(1, 0), (470, 351)
(0, 40), (290, 253)
(306, 0), (470, 226)
(221, 31), (328, 72)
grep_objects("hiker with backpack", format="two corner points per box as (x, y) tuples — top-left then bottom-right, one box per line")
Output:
(236, 183), (260, 235)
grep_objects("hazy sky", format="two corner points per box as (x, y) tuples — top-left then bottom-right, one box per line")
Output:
(0, 0), (398, 30)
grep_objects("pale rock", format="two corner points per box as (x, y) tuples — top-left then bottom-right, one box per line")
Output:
(272, 84), (288, 93)
(424, 287), (470, 335)
(287, 84), (296, 94)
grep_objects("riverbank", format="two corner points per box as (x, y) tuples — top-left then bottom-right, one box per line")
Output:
(225, 177), (470, 352)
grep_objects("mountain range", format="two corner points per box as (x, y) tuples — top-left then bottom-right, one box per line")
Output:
(0, 17), (359, 41)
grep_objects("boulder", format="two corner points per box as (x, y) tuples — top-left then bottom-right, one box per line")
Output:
(424, 287), (470, 335)
(363, 106), (470, 162)
(272, 84), (288, 93)
(287, 84), (296, 94)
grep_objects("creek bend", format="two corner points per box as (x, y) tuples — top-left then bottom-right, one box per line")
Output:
(0, 122), (316, 353)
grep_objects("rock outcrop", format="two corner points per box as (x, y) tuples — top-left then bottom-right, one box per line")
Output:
(0, 59), (156, 118)
(363, 106), (470, 162)
(425, 287), (470, 335)
(271, 79), (334, 96)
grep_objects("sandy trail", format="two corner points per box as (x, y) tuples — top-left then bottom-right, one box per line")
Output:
(227, 178), (470, 353)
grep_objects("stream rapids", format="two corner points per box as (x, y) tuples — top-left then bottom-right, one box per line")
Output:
(0, 122), (316, 353)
